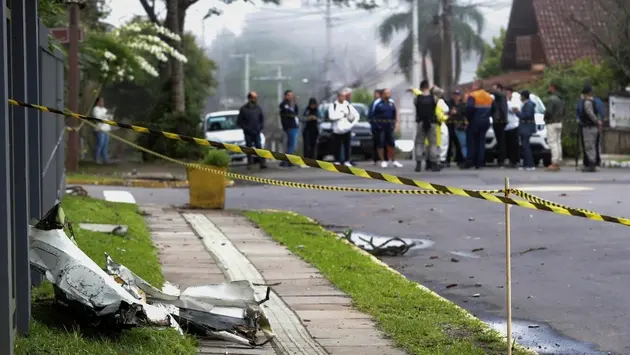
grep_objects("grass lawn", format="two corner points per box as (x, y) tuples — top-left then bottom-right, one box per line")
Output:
(15, 196), (197, 355)
(245, 211), (531, 355)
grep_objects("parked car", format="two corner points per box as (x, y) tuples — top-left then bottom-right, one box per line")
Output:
(201, 110), (266, 163)
(316, 102), (374, 161)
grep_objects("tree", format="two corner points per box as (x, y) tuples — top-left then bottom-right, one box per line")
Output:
(351, 88), (373, 106)
(475, 27), (505, 80)
(377, 0), (485, 85)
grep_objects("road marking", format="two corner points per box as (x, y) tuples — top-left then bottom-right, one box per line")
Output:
(514, 185), (593, 192)
(103, 190), (136, 204)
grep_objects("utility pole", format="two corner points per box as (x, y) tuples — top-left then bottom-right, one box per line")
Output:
(411, 0), (420, 89)
(253, 61), (292, 104)
(66, 1), (81, 172)
(324, 0), (332, 98)
(230, 53), (251, 95)
(441, 0), (453, 94)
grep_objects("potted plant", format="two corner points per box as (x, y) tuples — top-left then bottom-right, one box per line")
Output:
(187, 148), (231, 209)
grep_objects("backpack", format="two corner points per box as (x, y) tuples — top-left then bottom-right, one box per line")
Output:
(415, 95), (437, 123)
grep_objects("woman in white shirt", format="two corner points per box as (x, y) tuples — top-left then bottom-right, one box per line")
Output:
(328, 89), (358, 166)
(92, 97), (111, 164)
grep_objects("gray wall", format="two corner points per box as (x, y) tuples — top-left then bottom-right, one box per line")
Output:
(1, 1), (66, 353)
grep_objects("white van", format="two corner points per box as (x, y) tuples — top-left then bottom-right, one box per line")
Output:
(202, 110), (266, 162)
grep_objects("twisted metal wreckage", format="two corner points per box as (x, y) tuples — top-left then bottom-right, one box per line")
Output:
(340, 229), (415, 256)
(28, 204), (275, 347)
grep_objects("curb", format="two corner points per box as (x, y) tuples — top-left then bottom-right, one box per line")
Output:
(268, 209), (538, 355)
(66, 178), (236, 188)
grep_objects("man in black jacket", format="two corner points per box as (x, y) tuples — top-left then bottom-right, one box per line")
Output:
(237, 91), (267, 169)
(490, 83), (508, 167)
(279, 90), (299, 167)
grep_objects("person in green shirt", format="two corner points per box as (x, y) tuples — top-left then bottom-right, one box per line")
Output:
(544, 83), (565, 171)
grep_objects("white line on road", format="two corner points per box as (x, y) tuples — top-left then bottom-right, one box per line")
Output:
(514, 185), (593, 192)
(103, 190), (136, 204)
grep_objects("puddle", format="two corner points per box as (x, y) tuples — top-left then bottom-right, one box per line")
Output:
(449, 251), (480, 259)
(336, 231), (435, 251)
(481, 315), (607, 354)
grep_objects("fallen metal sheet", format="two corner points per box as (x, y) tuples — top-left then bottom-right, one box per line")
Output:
(79, 223), (128, 236)
(105, 255), (275, 346)
(29, 203), (181, 333)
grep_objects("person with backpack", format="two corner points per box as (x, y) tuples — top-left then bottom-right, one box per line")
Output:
(409, 80), (440, 172)
(328, 89), (359, 166)
(463, 80), (493, 170)
(576, 85), (602, 172)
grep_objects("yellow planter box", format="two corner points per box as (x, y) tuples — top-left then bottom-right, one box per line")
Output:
(187, 166), (227, 209)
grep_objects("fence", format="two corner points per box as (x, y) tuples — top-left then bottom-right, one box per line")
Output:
(1, 1), (66, 354)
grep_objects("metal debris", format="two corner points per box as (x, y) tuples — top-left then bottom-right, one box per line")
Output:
(340, 229), (416, 256)
(29, 203), (275, 347)
(79, 223), (129, 236)
(66, 186), (89, 196)
(520, 247), (548, 255)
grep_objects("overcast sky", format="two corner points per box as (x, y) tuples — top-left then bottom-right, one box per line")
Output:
(104, 0), (513, 46)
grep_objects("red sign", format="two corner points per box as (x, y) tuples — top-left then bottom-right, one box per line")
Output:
(49, 27), (84, 44)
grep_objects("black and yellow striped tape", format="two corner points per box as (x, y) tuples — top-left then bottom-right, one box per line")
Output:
(8, 98), (630, 227)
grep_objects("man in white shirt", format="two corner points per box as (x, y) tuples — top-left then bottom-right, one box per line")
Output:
(328, 89), (358, 166)
(92, 97), (111, 164)
(504, 87), (521, 168)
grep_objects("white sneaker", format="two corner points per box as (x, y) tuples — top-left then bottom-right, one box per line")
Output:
(526, 167), (536, 171)
(300, 164), (309, 168)
(334, 161), (340, 165)
(380, 161), (388, 168)
(391, 161), (403, 168)
(344, 161), (353, 167)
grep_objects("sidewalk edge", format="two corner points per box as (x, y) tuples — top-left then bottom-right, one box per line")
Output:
(271, 209), (538, 355)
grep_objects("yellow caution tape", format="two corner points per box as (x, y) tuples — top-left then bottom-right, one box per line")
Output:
(9, 98), (630, 227)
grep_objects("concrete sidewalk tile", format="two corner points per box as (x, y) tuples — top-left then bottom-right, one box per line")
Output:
(203, 212), (407, 355)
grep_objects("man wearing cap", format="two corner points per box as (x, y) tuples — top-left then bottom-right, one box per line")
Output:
(576, 85), (602, 172)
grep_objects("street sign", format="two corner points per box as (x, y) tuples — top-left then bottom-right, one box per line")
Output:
(49, 27), (85, 44)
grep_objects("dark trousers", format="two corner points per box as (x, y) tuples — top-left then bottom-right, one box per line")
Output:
(492, 122), (507, 165)
(519, 124), (536, 168)
(505, 128), (520, 165)
(466, 119), (490, 168)
(244, 131), (264, 165)
(446, 123), (463, 164)
(303, 128), (318, 159)
(333, 132), (351, 163)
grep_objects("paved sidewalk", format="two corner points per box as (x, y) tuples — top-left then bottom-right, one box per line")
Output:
(142, 205), (407, 355)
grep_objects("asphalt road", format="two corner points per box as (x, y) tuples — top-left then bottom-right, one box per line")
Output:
(81, 161), (630, 354)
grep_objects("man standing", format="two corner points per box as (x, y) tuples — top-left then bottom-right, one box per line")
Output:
(279, 90), (299, 167)
(372, 88), (403, 168)
(513, 90), (537, 171)
(490, 83), (508, 167)
(504, 87), (521, 168)
(447, 90), (466, 166)
(577, 86), (601, 172)
(463, 80), (493, 170)
(237, 91), (267, 170)
(411, 80), (440, 172)
(368, 89), (383, 165)
(544, 83), (565, 171)
(328, 89), (358, 166)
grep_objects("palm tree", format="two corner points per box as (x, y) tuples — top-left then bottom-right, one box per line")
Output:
(378, 0), (486, 86)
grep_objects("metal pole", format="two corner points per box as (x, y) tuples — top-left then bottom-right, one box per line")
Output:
(324, 0), (332, 98)
(411, 0), (419, 88)
(244, 53), (250, 94)
(66, 3), (80, 171)
(10, 0), (31, 336)
(276, 65), (283, 104)
(504, 177), (513, 355)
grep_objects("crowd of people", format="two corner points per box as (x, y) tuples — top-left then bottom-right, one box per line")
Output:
(234, 80), (606, 173)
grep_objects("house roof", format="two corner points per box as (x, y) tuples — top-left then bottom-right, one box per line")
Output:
(532, 0), (615, 65)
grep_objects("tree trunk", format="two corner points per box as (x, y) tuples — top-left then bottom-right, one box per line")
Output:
(454, 42), (461, 85)
(421, 54), (428, 82)
(166, 0), (185, 113)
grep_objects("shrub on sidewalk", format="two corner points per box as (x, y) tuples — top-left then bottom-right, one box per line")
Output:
(202, 148), (230, 168)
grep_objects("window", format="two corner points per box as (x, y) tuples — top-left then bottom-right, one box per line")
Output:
(206, 115), (238, 132)
(515, 35), (532, 62)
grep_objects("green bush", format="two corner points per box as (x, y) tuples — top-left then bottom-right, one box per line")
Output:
(202, 148), (230, 168)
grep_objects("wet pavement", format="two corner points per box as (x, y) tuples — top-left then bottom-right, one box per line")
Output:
(81, 163), (630, 354)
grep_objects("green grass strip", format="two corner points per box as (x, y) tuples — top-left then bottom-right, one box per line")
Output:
(245, 210), (531, 355)
(15, 196), (197, 355)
